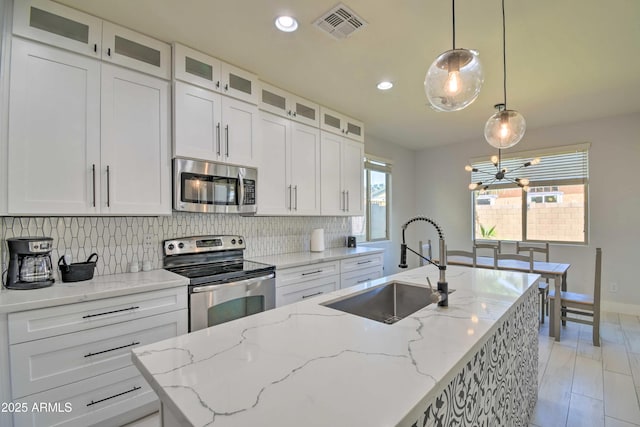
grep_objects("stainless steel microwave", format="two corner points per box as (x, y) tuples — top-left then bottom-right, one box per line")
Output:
(173, 158), (257, 214)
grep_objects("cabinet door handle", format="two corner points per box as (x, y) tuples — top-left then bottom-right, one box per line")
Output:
(224, 83), (229, 91)
(346, 190), (349, 211)
(93, 44), (97, 53)
(84, 341), (140, 358)
(301, 270), (322, 276)
(294, 185), (298, 210)
(107, 47), (111, 57)
(82, 306), (140, 319)
(288, 185), (292, 210)
(106, 165), (111, 207)
(92, 164), (96, 207)
(302, 292), (323, 299)
(87, 386), (141, 407)
(357, 278), (372, 284)
(357, 260), (373, 265)
(216, 123), (221, 156)
(225, 125), (229, 157)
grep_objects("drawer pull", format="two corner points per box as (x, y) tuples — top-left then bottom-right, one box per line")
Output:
(302, 292), (323, 299)
(301, 270), (322, 276)
(357, 260), (373, 265)
(84, 341), (140, 358)
(82, 306), (140, 319)
(86, 385), (142, 407)
(357, 278), (373, 284)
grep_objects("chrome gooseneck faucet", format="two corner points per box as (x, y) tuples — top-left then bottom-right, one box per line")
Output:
(398, 216), (448, 307)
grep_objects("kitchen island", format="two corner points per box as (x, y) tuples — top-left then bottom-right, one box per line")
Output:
(132, 265), (539, 427)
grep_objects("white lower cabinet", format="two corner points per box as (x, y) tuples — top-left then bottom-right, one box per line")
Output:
(275, 261), (340, 307)
(340, 253), (384, 289)
(340, 265), (384, 289)
(12, 365), (156, 427)
(275, 252), (385, 306)
(7, 287), (187, 427)
(276, 276), (340, 307)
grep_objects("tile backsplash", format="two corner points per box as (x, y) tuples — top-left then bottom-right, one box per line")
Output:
(1, 214), (352, 279)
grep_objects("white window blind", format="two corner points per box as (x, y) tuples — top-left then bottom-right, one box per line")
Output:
(471, 143), (589, 186)
(364, 156), (392, 173)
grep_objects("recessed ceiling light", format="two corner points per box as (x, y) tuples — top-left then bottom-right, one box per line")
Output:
(275, 16), (298, 32)
(377, 81), (393, 90)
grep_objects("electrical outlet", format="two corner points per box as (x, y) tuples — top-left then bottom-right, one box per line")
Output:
(609, 282), (618, 293)
(143, 234), (154, 249)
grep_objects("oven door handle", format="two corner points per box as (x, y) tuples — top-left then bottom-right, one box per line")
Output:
(191, 273), (275, 293)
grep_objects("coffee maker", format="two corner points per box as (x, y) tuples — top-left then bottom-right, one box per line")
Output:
(5, 237), (55, 290)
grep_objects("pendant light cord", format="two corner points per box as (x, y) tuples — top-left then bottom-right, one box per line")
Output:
(452, 0), (456, 49)
(502, 0), (507, 108)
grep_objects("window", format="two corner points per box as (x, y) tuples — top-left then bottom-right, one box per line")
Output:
(471, 144), (589, 244)
(352, 156), (391, 242)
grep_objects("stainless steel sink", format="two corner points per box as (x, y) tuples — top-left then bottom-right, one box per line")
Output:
(321, 281), (435, 324)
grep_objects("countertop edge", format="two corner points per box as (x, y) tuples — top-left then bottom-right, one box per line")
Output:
(0, 270), (189, 314)
(249, 247), (385, 269)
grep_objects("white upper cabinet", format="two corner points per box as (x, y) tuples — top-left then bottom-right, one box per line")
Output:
(8, 38), (101, 215)
(173, 43), (258, 104)
(221, 96), (259, 166)
(173, 81), (222, 161)
(12, 0), (102, 58)
(320, 131), (364, 216)
(289, 121), (321, 214)
(173, 81), (258, 166)
(257, 112), (321, 216)
(101, 22), (171, 80)
(320, 106), (365, 143)
(259, 81), (320, 127)
(257, 112), (290, 215)
(13, 0), (171, 79)
(8, 37), (171, 215)
(100, 64), (171, 215)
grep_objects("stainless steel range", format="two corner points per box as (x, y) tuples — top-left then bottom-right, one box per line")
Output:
(163, 235), (275, 332)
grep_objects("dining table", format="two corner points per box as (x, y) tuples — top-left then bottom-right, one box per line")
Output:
(446, 254), (571, 341)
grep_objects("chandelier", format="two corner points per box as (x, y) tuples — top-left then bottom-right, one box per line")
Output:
(466, 149), (540, 191)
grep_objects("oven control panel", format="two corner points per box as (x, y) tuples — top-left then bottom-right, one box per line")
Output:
(164, 235), (245, 256)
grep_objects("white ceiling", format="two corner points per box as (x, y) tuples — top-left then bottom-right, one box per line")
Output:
(57, 0), (640, 150)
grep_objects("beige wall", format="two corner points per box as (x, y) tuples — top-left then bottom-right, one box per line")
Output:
(414, 112), (640, 313)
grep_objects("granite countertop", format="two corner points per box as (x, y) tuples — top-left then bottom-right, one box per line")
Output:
(0, 269), (188, 313)
(248, 246), (385, 269)
(132, 265), (539, 427)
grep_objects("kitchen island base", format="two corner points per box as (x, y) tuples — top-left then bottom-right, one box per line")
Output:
(408, 285), (538, 426)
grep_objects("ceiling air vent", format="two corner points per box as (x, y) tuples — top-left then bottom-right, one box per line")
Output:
(314, 3), (367, 40)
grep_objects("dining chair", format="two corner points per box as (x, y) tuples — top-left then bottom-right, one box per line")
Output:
(549, 247), (602, 346)
(446, 249), (476, 267)
(516, 241), (551, 322)
(419, 239), (433, 266)
(495, 252), (548, 325)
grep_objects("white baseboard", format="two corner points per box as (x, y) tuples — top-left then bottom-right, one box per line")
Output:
(601, 300), (640, 316)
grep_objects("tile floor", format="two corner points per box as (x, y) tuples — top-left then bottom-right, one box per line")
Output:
(125, 312), (640, 427)
(532, 312), (640, 427)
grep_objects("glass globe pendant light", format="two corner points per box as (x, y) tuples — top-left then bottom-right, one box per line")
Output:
(484, 0), (526, 148)
(425, 0), (484, 112)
